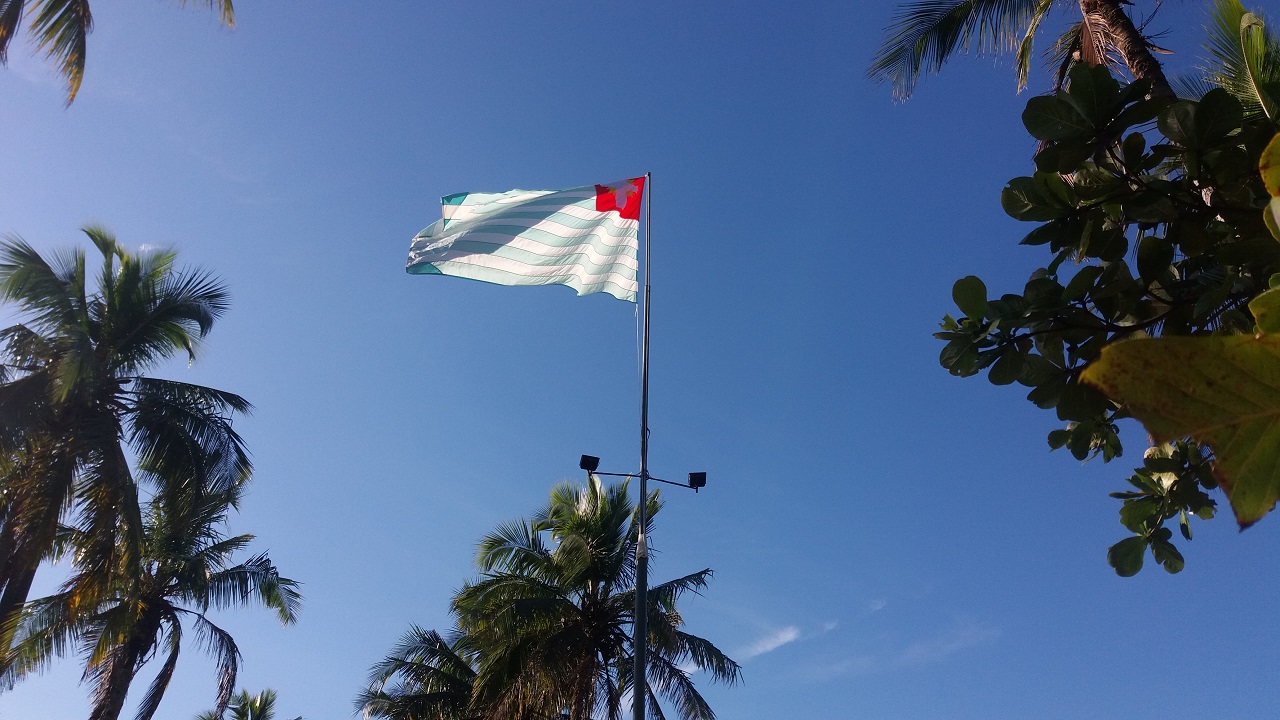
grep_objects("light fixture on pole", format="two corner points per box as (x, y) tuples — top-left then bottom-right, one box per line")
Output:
(577, 454), (709, 717)
(580, 456), (707, 492)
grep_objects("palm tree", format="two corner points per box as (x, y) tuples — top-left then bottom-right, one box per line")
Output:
(0, 0), (234, 103)
(198, 688), (303, 720)
(868, 0), (1174, 99)
(2, 462), (301, 720)
(452, 477), (740, 720)
(1176, 0), (1280, 121)
(356, 626), (482, 720)
(0, 228), (250, 671)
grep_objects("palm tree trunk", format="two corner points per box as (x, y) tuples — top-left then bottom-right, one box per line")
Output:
(0, 562), (37, 658)
(1077, 0), (1173, 97)
(0, 453), (76, 665)
(88, 612), (161, 720)
(88, 651), (137, 720)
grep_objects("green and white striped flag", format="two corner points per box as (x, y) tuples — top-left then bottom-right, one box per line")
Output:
(406, 177), (646, 302)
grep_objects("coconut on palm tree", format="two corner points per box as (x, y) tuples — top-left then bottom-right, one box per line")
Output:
(0, 0), (235, 103)
(869, 0), (1175, 99)
(0, 229), (251, 671)
(451, 477), (740, 720)
(2, 458), (300, 720)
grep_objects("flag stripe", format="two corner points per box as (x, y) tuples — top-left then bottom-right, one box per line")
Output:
(425, 212), (638, 242)
(407, 179), (643, 302)
(412, 253), (640, 298)
(409, 236), (637, 274)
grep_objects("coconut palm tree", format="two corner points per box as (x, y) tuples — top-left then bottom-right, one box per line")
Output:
(2, 461), (300, 720)
(1176, 0), (1280, 121)
(0, 228), (250, 671)
(0, 0), (235, 103)
(198, 688), (303, 720)
(452, 477), (740, 720)
(356, 626), (483, 720)
(869, 0), (1174, 99)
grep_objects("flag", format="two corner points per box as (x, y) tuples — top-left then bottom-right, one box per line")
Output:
(406, 177), (645, 302)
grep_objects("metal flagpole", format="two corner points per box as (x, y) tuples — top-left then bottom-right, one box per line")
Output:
(633, 171), (652, 720)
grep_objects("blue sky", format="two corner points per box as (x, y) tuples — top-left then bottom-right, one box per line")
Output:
(3, 2), (1280, 719)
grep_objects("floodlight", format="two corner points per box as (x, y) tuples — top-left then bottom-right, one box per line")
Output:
(579, 455), (601, 472)
(688, 472), (707, 490)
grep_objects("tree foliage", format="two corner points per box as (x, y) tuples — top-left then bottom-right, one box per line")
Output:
(936, 23), (1280, 574)
(360, 477), (740, 720)
(869, 0), (1175, 99)
(0, 0), (235, 103)
(0, 229), (251, 664)
(199, 688), (303, 720)
(1, 451), (300, 720)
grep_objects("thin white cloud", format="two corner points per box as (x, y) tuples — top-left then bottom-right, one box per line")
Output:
(800, 618), (999, 683)
(895, 619), (999, 667)
(822, 620), (839, 633)
(741, 626), (801, 660)
(865, 598), (887, 614)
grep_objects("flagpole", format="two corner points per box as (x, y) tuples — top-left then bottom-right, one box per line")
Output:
(633, 171), (652, 720)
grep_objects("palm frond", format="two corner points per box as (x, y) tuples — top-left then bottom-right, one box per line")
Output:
(476, 518), (550, 575)
(177, 0), (235, 28)
(644, 653), (714, 720)
(103, 260), (229, 371)
(0, 0), (25, 65)
(0, 591), (83, 688)
(126, 377), (251, 494)
(28, 0), (92, 103)
(0, 236), (85, 339)
(1197, 0), (1280, 121)
(869, 0), (1050, 99)
(1014, 0), (1055, 90)
(131, 612), (181, 720)
(187, 610), (241, 717)
(201, 553), (302, 624)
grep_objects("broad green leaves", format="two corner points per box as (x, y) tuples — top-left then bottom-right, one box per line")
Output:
(952, 276), (988, 320)
(939, 54), (1280, 573)
(1082, 312), (1280, 528)
(1264, 133), (1280, 240)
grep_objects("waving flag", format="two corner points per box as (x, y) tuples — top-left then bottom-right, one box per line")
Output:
(406, 177), (645, 302)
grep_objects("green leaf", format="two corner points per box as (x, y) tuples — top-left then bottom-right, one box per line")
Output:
(1063, 63), (1120, 126)
(952, 276), (989, 319)
(988, 350), (1024, 386)
(1158, 101), (1198, 147)
(1195, 89), (1243, 146)
(1121, 132), (1147, 168)
(1063, 266), (1103, 302)
(1020, 218), (1078, 247)
(1082, 335), (1280, 528)
(1150, 532), (1185, 574)
(1048, 428), (1072, 449)
(1023, 96), (1092, 142)
(1136, 235), (1174, 284)
(940, 338), (979, 376)
(1003, 177), (1058, 221)
(1107, 536), (1147, 576)
(1056, 382), (1109, 422)
(1027, 378), (1065, 409)
(1018, 354), (1062, 386)
(1119, 498), (1160, 533)
(1263, 134), (1280, 239)
(1034, 140), (1094, 174)
(1250, 288), (1280, 334)
(1262, 133), (1280, 197)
